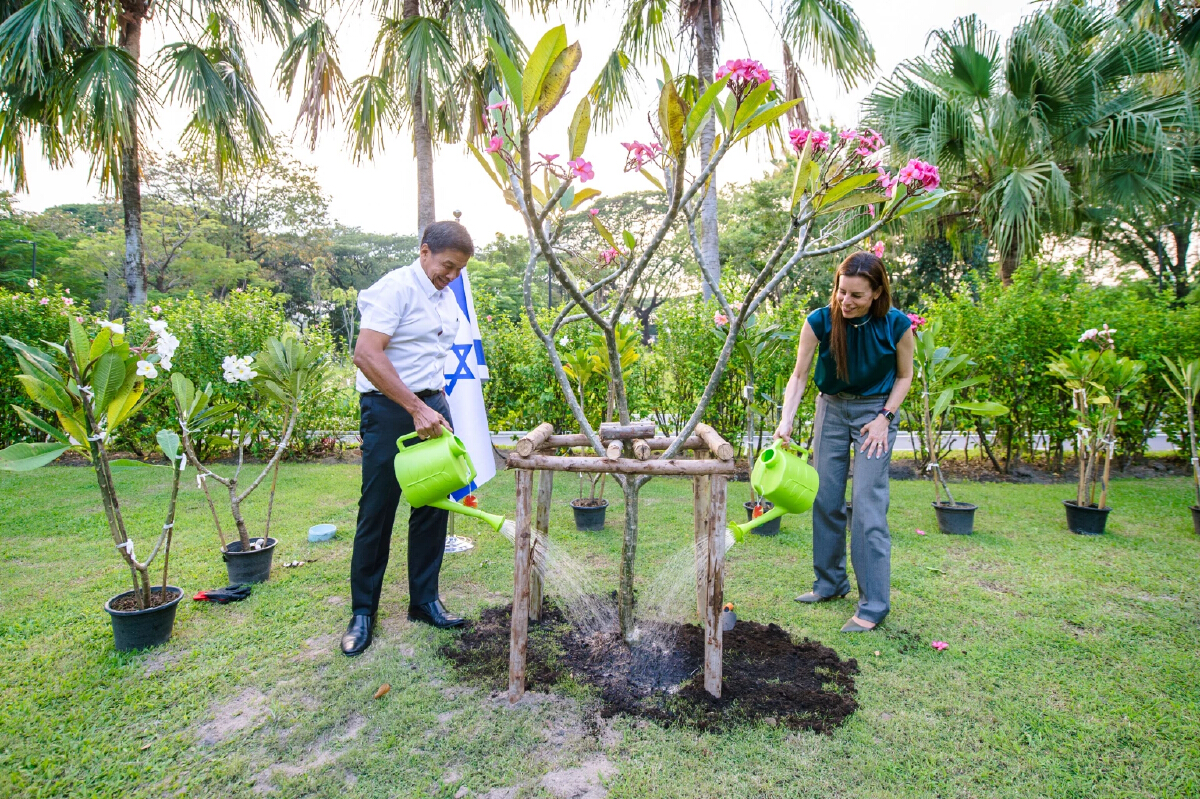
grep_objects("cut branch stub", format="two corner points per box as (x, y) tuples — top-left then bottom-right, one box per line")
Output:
(540, 434), (704, 450)
(696, 423), (735, 461)
(515, 422), (556, 457)
(631, 439), (651, 461)
(606, 441), (623, 460)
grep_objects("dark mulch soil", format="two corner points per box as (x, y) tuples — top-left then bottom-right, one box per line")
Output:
(441, 601), (858, 734)
(109, 588), (181, 611)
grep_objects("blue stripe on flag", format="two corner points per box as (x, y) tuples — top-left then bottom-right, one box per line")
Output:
(451, 480), (478, 501)
(449, 276), (470, 321)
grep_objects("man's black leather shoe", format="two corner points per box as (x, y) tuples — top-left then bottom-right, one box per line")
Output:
(408, 599), (465, 629)
(340, 613), (375, 656)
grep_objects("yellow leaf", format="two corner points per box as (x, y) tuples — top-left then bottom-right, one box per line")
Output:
(537, 42), (582, 122)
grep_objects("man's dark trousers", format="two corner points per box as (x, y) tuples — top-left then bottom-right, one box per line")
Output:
(351, 391), (455, 615)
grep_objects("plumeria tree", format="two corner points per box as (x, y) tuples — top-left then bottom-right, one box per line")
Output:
(1049, 325), (1147, 509)
(174, 335), (331, 552)
(0, 317), (185, 609)
(1161, 356), (1200, 509)
(476, 28), (946, 637)
(910, 318), (1008, 506)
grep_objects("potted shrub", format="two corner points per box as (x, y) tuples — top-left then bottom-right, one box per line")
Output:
(561, 325), (641, 531)
(713, 314), (794, 536)
(0, 318), (188, 650)
(1161, 356), (1200, 535)
(912, 320), (1009, 534)
(174, 335), (331, 582)
(1048, 326), (1146, 535)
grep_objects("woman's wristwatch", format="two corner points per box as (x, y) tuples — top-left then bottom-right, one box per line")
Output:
(880, 407), (896, 423)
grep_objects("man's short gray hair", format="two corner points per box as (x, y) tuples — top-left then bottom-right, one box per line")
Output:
(421, 221), (475, 258)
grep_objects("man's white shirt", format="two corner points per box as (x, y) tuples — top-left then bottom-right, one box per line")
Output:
(355, 259), (461, 394)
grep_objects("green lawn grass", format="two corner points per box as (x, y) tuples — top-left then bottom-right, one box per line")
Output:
(1, 465), (1198, 798)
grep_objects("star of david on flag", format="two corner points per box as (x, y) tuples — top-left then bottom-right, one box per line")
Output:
(444, 270), (494, 500)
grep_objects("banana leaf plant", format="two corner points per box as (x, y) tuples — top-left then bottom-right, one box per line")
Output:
(1047, 331), (1146, 509)
(913, 321), (1009, 505)
(174, 335), (331, 551)
(1162, 356), (1200, 509)
(0, 319), (186, 610)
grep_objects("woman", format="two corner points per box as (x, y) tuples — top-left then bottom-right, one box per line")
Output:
(774, 252), (914, 632)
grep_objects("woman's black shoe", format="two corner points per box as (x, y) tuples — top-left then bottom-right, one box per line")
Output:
(340, 613), (375, 656)
(408, 599), (465, 629)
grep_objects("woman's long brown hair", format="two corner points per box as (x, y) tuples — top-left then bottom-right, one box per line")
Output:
(829, 252), (893, 381)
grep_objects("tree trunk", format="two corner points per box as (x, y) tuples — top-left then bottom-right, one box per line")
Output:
(999, 241), (1019, 286)
(118, 6), (147, 306)
(696, 3), (720, 301)
(1171, 222), (1192, 301)
(617, 477), (640, 640)
(405, 0), (437, 236)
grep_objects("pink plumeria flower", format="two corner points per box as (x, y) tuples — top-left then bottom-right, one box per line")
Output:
(568, 157), (594, 182)
(621, 140), (662, 170)
(788, 128), (809, 152)
(62, 297), (75, 306)
(486, 99), (509, 111)
(916, 528), (927, 535)
(539, 152), (559, 162)
(486, 135), (503, 154)
(486, 315), (493, 322)
(810, 130), (830, 151)
(907, 313), (927, 331)
(714, 312), (728, 326)
(63, 288), (70, 294)
(152, 305), (162, 314)
(715, 58), (772, 88)
(872, 241), (885, 258)
(1079, 328), (1099, 342)
(931, 641), (949, 651)
(839, 129), (858, 141)
(599, 247), (620, 265)
(867, 204), (876, 218)
(76, 316), (84, 323)
(39, 297), (49, 306)
(589, 209), (599, 217)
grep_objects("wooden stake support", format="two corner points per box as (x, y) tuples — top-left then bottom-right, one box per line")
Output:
(532, 470), (552, 622)
(508, 469), (534, 704)
(505, 425), (735, 702)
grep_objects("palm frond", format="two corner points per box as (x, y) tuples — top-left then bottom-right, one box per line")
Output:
(374, 15), (461, 130)
(345, 73), (397, 163)
(63, 44), (143, 195)
(276, 16), (348, 148)
(780, 0), (876, 91)
(0, 0), (88, 95)
(588, 49), (641, 133)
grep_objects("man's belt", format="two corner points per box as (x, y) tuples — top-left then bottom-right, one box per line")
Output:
(363, 388), (444, 399)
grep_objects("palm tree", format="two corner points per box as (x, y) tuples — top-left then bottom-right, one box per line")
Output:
(601, 0), (875, 298)
(0, 0), (297, 305)
(865, 4), (1198, 286)
(279, 0), (527, 235)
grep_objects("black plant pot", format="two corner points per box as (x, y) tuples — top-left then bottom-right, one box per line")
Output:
(933, 502), (977, 535)
(105, 586), (183, 652)
(223, 537), (278, 584)
(1191, 505), (1200, 536)
(571, 499), (608, 532)
(743, 501), (781, 536)
(1063, 501), (1111, 535)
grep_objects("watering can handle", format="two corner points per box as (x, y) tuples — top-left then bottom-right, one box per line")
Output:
(397, 432), (420, 447)
(780, 440), (811, 459)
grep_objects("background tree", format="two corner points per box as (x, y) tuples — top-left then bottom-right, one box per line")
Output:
(0, 0), (300, 304)
(865, 4), (1199, 286)
(279, 0), (528, 235)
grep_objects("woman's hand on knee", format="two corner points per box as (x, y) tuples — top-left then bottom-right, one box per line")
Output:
(859, 415), (891, 459)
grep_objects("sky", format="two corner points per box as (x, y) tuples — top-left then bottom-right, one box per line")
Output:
(6, 0), (1036, 242)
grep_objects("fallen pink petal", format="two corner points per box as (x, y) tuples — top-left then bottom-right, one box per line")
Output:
(916, 529), (927, 535)
(932, 641), (949, 651)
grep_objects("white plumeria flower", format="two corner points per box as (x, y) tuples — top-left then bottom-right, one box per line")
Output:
(99, 320), (125, 336)
(159, 357), (172, 372)
(147, 319), (169, 336)
(1079, 328), (1098, 342)
(136, 360), (158, 379)
(28, 278), (38, 288)
(222, 355), (256, 383)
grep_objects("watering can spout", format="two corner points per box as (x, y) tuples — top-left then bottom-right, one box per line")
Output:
(430, 498), (506, 533)
(728, 503), (787, 541)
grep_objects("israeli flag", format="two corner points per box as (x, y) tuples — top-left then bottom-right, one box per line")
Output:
(444, 270), (494, 500)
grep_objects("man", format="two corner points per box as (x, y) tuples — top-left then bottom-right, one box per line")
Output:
(341, 221), (474, 657)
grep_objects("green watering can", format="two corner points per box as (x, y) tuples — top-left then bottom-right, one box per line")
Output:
(728, 441), (820, 540)
(394, 429), (506, 532)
